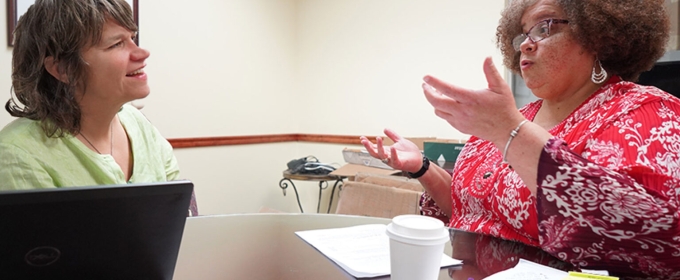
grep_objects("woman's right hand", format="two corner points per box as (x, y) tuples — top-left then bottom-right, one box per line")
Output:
(359, 128), (424, 173)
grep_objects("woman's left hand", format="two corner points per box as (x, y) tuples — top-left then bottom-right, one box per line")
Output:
(422, 57), (525, 145)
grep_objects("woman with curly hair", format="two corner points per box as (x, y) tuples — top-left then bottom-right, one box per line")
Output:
(0, 0), (198, 216)
(362, 0), (679, 277)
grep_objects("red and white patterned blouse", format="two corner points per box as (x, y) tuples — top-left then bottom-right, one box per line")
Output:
(421, 77), (680, 278)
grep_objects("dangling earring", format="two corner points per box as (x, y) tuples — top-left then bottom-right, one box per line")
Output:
(591, 58), (608, 84)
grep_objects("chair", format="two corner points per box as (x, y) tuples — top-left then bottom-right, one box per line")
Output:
(334, 174), (423, 219)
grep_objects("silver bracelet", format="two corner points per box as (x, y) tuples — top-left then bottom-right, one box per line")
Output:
(502, 119), (529, 163)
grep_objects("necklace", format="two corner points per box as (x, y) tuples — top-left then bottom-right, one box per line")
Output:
(80, 123), (114, 155)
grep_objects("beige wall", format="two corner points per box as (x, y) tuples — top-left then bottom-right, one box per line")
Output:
(0, 0), (505, 214)
(0, 1), (11, 128)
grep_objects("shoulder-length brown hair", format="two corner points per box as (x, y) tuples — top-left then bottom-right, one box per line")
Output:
(496, 0), (670, 82)
(6, 0), (138, 137)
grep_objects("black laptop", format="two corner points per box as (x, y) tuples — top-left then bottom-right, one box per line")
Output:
(0, 180), (193, 280)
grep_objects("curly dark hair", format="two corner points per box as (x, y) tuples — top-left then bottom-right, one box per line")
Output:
(496, 0), (670, 82)
(6, 0), (137, 137)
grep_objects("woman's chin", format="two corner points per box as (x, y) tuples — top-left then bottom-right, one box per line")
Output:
(131, 87), (151, 100)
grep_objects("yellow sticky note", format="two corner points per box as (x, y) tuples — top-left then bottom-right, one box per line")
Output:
(562, 271), (619, 280)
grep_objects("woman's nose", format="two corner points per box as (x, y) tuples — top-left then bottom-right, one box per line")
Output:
(519, 38), (535, 53)
(131, 44), (150, 61)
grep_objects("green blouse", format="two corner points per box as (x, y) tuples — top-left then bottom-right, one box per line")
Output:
(0, 104), (179, 190)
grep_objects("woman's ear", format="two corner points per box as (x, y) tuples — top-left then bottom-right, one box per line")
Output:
(44, 56), (68, 83)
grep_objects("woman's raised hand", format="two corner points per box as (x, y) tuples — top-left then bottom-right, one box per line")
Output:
(359, 128), (424, 173)
(422, 57), (525, 145)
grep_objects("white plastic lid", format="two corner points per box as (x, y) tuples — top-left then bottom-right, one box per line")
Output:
(385, 215), (449, 246)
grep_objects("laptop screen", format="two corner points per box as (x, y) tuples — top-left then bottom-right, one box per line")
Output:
(0, 180), (193, 280)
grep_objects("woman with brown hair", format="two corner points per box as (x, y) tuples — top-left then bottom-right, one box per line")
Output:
(0, 0), (197, 215)
(362, 0), (679, 277)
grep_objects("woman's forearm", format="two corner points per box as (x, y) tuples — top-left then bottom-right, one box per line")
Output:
(416, 163), (454, 218)
(493, 121), (552, 196)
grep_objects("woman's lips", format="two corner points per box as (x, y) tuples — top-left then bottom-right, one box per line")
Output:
(126, 65), (146, 77)
(520, 60), (533, 70)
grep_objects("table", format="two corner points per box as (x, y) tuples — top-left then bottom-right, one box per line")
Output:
(446, 229), (572, 280)
(173, 213), (570, 280)
(278, 170), (345, 213)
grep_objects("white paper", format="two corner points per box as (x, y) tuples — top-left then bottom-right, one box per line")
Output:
(296, 224), (461, 278)
(483, 259), (568, 280)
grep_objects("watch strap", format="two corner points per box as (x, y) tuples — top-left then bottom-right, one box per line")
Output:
(407, 156), (430, 179)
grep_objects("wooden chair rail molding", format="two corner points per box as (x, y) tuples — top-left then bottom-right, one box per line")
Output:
(167, 133), (375, 149)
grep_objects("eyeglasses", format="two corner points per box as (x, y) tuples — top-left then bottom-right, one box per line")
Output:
(512, 19), (569, 51)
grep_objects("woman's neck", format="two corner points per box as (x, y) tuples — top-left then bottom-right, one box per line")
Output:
(78, 108), (118, 138)
(76, 92), (124, 137)
(534, 82), (602, 130)
(76, 100), (122, 155)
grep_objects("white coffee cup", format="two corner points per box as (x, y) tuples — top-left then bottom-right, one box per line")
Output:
(385, 215), (449, 280)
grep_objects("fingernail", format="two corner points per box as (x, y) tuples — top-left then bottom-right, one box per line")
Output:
(423, 83), (435, 92)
